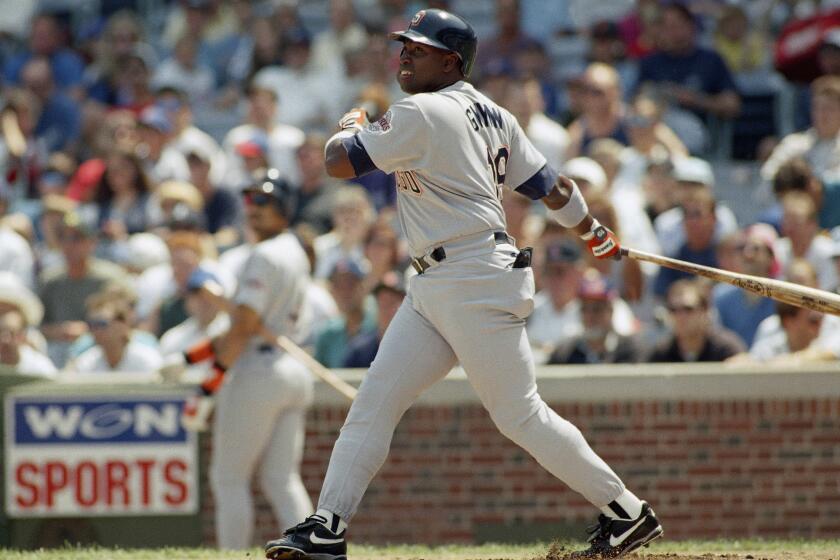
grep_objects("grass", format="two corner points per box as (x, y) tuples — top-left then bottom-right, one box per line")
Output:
(1, 540), (839, 559)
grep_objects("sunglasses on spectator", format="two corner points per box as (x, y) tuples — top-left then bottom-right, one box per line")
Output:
(242, 192), (274, 207)
(87, 315), (126, 329)
(681, 208), (710, 220)
(626, 114), (654, 128)
(667, 304), (703, 314)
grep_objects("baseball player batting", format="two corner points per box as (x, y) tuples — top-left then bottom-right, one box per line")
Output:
(170, 170), (314, 549)
(266, 9), (662, 560)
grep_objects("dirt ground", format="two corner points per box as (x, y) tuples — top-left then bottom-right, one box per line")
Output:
(540, 541), (839, 560)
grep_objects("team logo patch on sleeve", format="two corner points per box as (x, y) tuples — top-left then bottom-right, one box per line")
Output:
(366, 110), (392, 133)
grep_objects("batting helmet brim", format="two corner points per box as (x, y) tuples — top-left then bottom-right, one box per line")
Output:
(389, 30), (462, 61)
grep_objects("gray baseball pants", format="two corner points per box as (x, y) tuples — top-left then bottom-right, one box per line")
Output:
(211, 351), (314, 548)
(318, 237), (625, 520)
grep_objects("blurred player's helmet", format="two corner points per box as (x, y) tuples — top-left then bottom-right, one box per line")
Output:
(243, 169), (298, 220)
(389, 9), (478, 77)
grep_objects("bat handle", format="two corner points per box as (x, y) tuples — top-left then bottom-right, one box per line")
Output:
(619, 247), (629, 258)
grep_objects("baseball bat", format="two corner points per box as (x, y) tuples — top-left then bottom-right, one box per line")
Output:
(620, 247), (840, 316)
(271, 333), (358, 402)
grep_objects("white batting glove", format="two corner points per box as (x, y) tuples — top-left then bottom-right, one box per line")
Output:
(182, 393), (215, 432)
(338, 107), (369, 132)
(159, 353), (188, 382)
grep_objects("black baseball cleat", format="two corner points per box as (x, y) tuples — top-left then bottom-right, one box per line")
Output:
(265, 515), (347, 560)
(570, 501), (663, 558)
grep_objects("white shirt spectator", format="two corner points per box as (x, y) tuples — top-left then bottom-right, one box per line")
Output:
(527, 112), (570, 172)
(0, 227), (35, 288)
(654, 204), (738, 256)
(221, 123), (304, 188)
(253, 66), (335, 132)
(10, 346), (57, 378)
(153, 59), (216, 109)
(69, 339), (163, 374)
(313, 231), (367, 280)
(175, 125), (228, 185)
(773, 235), (839, 291)
(761, 129), (840, 183)
(145, 146), (191, 184)
(750, 313), (840, 360)
(134, 259), (236, 322)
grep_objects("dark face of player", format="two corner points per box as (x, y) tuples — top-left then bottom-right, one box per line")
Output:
(397, 40), (461, 94)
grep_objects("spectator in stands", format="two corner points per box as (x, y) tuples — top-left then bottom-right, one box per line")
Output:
(502, 189), (541, 251)
(87, 147), (155, 240)
(314, 186), (375, 279)
(222, 84), (304, 188)
(743, 259), (840, 364)
(310, 0), (368, 79)
(314, 258), (376, 368)
(0, 308), (55, 377)
(649, 279), (744, 362)
(84, 10), (149, 105)
(761, 76), (840, 183)
(161, 0), (238, 52)
(713, 5), (768, 75)
(343, 270), (406, 368)
(157, 86), (226, 186)
(112, 48), (156, 115)
(361, 214), (402, 296)
(153, 36), (217, 109)
(3, 12), (85, 97)
(504, 78), (569, 171)
(160, 267), (230, 383)
(478, 0), (540, 77)
(775, 191), (837, 291)
(760, 158), (840, 232)
(512, 38), (560, 119)
(566, 63), (630, 159)
(35, 193), (77, 273)
(39, 212), (129, 368)
(0, 189), (35, 288)
(713, 223), (779, 348)
(137, 105), (191, 184)
(155, 180), (205, 228)
(252, 28), (334, 132)
(588, 20), (637, 97)
(636, 2), (741, 121)
(2, 87), (49, 203)
(292, 134), (341, 235)
(618, 0), (660, 60)
(0, 272), (52, 375)
(547, 269), (644, 365)
(20, 57), (81, 153)
(183, 140), (241, 247)
(66, 285), (162, 374)
(653, 180), (720, 297)
(654, 157), (738, 257)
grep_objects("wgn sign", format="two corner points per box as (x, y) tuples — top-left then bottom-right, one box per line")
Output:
(4, 394), (198, 517)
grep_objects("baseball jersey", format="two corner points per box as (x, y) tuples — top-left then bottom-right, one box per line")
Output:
(233, 232), (310, 352)
(345, 81), (557, 255)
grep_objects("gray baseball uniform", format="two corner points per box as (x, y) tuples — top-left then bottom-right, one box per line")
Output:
(211, 232), (314, 548)
(318, 81), (626, 519)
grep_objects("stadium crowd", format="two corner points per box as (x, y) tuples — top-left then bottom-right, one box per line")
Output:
(1, 0), (840, 383)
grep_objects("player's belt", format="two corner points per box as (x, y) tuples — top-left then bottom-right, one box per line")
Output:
(411, 231), (513, 274)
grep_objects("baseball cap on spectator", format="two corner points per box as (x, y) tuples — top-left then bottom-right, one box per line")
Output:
(183, 137), (215, 164)
(158, 180), (204, 212)
(186, 267), (224, 296)
(235, 132), (269, 159)
(0, 272), (43, 326)
(822, 28), (840, 51)
(564, 157), (607, 192)
(578, 270), (616, 301)
(329, 257), (366, 280)
(66, 158), (106, 201)
(124, 233), (170, 273)
(138, 105), (173, 135)
(167, 202), (207, 231)
(672, 156), (714, 186)
(373, 270), (407, 296)
(61, 211), (97, 238)
(544, 237), (582, 264)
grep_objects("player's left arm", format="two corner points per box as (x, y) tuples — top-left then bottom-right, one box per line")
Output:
(507, 120), (620, 260)
(212, 303), (262, 369)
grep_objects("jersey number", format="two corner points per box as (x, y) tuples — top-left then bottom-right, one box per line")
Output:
(487, 146), (509, 200)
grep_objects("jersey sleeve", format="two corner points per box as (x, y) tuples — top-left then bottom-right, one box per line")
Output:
(507, 119), (557, 200)
(233, 251), (281, 314)
(355, 98), (430, 173)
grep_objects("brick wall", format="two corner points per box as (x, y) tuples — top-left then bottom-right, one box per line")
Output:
(199, 365), (840, 546)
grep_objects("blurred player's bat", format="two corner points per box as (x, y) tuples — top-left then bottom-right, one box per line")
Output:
(620, 247), (840, 316)
(271, 333), (358, 402)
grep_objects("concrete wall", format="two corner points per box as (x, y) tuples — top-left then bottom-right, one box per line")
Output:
(198, 363), (840, 546)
